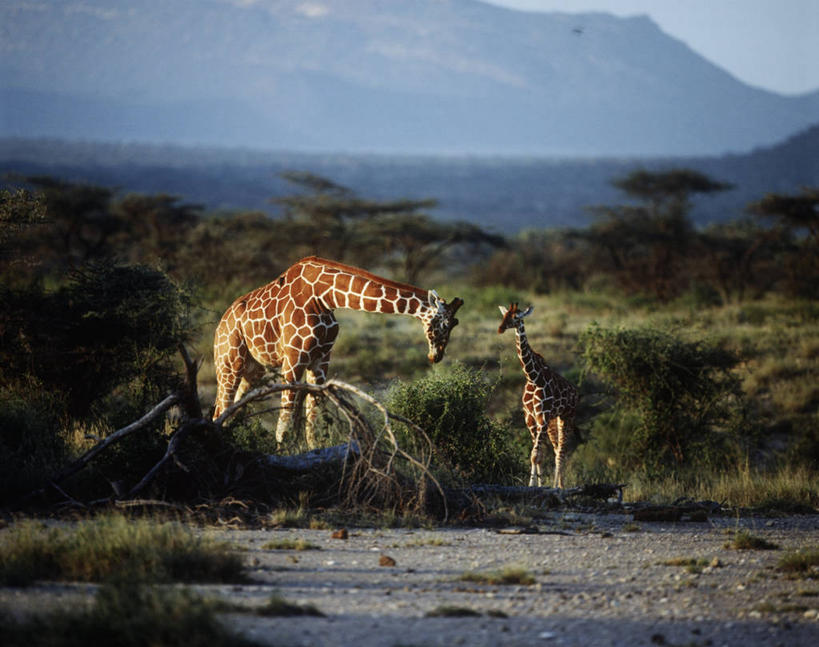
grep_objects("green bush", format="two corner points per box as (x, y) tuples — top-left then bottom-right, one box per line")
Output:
(387, 363), (522, 484)
(0, 387), (70, 504)
(579, 323), (746, 477)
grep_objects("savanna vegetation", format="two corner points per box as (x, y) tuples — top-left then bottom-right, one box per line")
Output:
(1, 167), (817, 515)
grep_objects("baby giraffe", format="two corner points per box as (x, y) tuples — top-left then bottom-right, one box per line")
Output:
(498, 303), (579, 488)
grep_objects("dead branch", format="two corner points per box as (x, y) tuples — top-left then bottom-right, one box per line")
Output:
(125, 418), (209, 499)
(211, 377), (449, 519)
(178, 343), (203, 419)
(20, 393), (180, 505)
(21, 353), (448, 519)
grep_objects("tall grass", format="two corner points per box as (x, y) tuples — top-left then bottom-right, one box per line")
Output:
(0, 514), (245, 586)
(615, 463), (818, 509)
(0, 582), (253, 647)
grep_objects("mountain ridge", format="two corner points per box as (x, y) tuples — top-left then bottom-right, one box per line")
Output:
(1, 0), (818, 156)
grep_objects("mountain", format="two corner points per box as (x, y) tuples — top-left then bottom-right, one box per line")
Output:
(1, 0), (818, 157)
(2, 125), (817, 231)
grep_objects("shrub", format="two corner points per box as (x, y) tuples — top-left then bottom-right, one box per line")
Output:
(579, 323), (745, 476)
(387, 363), (522, 484)
(0, 387), (70, 504)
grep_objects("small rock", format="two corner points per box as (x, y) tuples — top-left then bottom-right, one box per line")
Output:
(379, 554), (397, 567)
(331, 528), (348, 540)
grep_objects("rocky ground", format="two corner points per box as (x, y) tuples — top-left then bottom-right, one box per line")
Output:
(210, 511), (819, 647)
(2, 511), (818, 647)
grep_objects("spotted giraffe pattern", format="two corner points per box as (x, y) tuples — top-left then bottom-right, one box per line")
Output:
(213, 256), (463, 447)
(498, 303), (578, 488)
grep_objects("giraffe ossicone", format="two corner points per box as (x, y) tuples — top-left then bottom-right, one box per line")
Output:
(498, 302), (579, 488)
(212, 256), (463, 449)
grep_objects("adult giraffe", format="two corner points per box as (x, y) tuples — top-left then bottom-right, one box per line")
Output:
(498, 303), (579, 488)
(212, 256), (463, 447)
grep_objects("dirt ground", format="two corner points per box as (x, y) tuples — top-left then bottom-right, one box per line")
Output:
(3, 511), (818, 647)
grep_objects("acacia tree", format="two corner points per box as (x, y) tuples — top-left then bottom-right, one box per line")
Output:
(584, 169), (732, 300)
(749, 187), (819, 244)
(272, 171), (436, 265)
(111, 193), (202, 272)
(363, 213), (505, 284)
(271, 171), (503, 283)
(0, 187), (47, 282)
(747, 187), (819, 298)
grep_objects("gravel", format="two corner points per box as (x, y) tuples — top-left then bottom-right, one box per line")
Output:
(2, 511), (818, 646)
(213, 511), (819, 647)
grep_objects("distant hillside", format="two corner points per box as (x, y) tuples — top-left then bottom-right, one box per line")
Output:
(2, 0), (818, 156)
(2, 125), (817, 232)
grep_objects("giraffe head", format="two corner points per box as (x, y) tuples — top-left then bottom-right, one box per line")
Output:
(497, 302), (533, 333)
(421, 290), (463, 363)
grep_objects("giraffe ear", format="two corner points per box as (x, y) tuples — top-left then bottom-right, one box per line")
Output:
(521, 306), (534, 317)
(428, 289), (442, 307)
(499, 305), (508, 316)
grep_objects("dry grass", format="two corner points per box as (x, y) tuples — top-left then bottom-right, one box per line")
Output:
(261, 538), (321, 551)
(661, 557), (711, 574)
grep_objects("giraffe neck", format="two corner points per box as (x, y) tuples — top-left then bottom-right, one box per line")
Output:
(514, 323), (545, 383)
(300, 257), (432, 319)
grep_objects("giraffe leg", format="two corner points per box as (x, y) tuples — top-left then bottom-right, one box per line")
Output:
(276, 360), (306, 447)
(303, 369), (323, 450)
(529, 426), (546, 487)
(523, 406), (540, 486)
(233, 356), (265, 404)
(552, 417), (566, 489)
(213, 328), (248, 420)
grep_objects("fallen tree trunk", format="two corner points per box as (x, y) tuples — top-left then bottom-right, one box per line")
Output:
(462, 482), (626, 504)
(260, 442), (360, 472)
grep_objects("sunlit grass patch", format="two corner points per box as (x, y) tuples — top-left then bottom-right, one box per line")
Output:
(0, 514), (245, 586)
(777, 548), (819, 578)
(661, 557), (711, 574)
(458, 566), (536, 586)
(724, 530), (779, 551)
(615, 463), (819, 511)
(402, 536), (450, 547)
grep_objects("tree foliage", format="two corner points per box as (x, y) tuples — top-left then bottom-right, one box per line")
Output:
(1, 263), (192, 420)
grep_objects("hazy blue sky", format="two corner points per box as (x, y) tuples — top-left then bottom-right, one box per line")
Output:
(487, 0), (819, 95)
